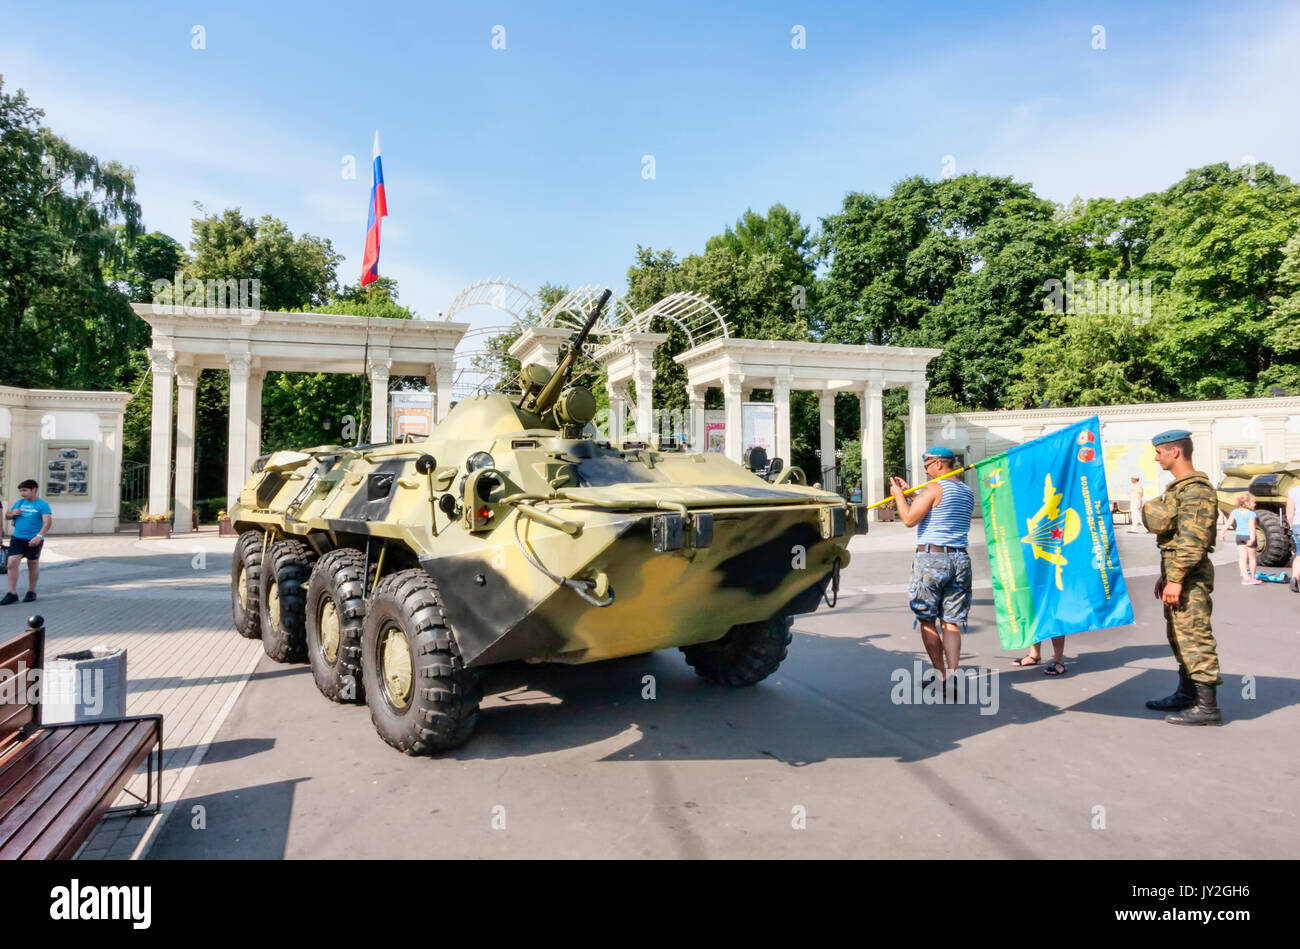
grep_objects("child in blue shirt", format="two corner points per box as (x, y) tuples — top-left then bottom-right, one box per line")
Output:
(1226, 494), (1261, 585)
(3, 479), (52, 604)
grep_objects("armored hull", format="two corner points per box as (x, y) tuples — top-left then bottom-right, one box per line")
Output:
(1215, 462), (1299, 566)
(227, 291), (854, 753)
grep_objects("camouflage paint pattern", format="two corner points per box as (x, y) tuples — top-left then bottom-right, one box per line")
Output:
(1144, 471), (1222, 686)
(230, 390), (853, 669)
(1214, 461), (1300, 518)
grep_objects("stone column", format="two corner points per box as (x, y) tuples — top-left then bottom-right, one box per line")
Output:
(773, 369), (792, 466)
(1260, 415), (1287, 468)
(94, 411), (121, 534)
(818, 390), (836, 489)
(173, 365), (199, 533)
(605, 381), (625, 447)
(907, 379), (928, 484)
(245, 368), (264, 476)
(430, 354), (456, 422)
(147, 347), (175, 518)
(369, 352), (391, 444)
(859, 380), (884, 511)
(226, 352), (251, 507)
(723, 373), (744, 463)
(686, 385), (706, 453)
(633, 369), (655, 441)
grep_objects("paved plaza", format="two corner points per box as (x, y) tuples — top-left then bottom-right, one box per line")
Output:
(12, 521), (1296, 860)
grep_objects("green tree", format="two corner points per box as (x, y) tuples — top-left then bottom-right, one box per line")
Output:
(0, 78), (142, 390)
(187, 206), (342, 310)
(1007, 311), (1168, 407)
(819, 174), (1069, 408)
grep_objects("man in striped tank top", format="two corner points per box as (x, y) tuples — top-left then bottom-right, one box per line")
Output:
(890, 447), (976, 696)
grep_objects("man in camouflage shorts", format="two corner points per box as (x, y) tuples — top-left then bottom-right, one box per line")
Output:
(1142, 429), (1223, 726)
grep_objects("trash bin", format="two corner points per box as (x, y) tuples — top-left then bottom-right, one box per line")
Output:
(41, 646), (127, 725)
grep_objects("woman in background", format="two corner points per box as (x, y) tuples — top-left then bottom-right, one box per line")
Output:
(1227, 494), (1262, 585)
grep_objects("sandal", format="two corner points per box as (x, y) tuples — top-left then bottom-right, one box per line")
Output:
(1044, 661), (1068, 676)
(1011, 655), (1041, 667)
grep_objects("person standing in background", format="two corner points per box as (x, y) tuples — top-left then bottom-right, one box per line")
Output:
(1127, 476), (1146, 533)
(1226, 494), (1262, 585)
(3, 479), (52, 605)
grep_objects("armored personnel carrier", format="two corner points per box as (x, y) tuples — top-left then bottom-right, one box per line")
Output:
(1216, 462), (1299, 567)
(228, 291), (854, 754)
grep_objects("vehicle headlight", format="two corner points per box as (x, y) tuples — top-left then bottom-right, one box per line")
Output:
(466, 451), (495, 473)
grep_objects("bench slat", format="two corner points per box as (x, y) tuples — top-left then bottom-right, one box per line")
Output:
(0, 632), (37, 667)
(38, 722), (160, 860)
(0, 727), (80, 803)
(0, 723), (133, 857)
(0, 722), (86, 821)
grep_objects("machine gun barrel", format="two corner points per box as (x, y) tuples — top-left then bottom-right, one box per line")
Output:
(533, 288), (611, 417)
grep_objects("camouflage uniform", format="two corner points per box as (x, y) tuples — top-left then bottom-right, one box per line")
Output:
(1142, 471), (1222, 686)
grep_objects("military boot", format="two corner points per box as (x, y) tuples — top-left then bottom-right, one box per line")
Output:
(1145, 671), (1195, 711)
(1166, 683), (1222, 726)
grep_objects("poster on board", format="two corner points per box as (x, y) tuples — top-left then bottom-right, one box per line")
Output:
(742, 402), (776, 457)
(390, 391), (435, 440)
(44, 441), (92, 497)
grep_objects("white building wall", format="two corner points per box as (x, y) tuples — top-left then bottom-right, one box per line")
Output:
(927, 396), (1300, 518)
(0, 387), (130, 534)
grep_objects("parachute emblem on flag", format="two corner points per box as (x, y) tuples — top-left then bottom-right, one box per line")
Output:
(1021, 473), (1082, 590)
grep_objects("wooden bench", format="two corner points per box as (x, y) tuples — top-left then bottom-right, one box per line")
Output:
(0, 616), (162, 860)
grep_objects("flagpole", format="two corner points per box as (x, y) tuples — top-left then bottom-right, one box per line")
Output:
(863, 465), (973, 512)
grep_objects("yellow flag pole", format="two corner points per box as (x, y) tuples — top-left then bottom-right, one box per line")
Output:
(863, 465), (973, 512)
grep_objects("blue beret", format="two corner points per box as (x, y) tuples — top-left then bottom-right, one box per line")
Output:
(1152, 429), (1191, 446)
(923, 446), (956, 459)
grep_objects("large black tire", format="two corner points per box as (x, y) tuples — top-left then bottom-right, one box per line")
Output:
(1255, 510), (1294, 567)
(231, 531), (264, 639)
(680, 615), (793, 686)
(305, 548), (367, 703)
(361, 568), (482, 755)
(258, 539), (317, 663)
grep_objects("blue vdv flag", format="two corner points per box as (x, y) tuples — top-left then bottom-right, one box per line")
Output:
(974, 416), (1135, 648)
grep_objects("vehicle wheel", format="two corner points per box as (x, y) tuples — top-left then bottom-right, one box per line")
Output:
(259, 539), (317, 662)
(305, 548), (368, 703)
(231, 531), (264, 639)
(361, 568), (482, 754)
(1255, 510), (1293, 567)
(680, 615), (793, 686)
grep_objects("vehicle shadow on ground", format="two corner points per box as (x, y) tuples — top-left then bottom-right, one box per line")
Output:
(163, 737), (278, 768)
(146, 777), (308, 859)
(447, 623), (1300, 765)
(128, 666), (304, 694)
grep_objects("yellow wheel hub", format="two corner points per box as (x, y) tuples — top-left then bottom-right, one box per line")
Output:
(380, 625), (413, 709)
(268, 582), (281, 630)
(319, 599), (340, 663)
(238, 567), (248, 611)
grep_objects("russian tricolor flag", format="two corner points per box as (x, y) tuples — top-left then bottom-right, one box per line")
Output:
(360, 130), (387, 286)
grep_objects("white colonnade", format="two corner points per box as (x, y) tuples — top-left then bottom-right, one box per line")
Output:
(136, 304), (467, 532)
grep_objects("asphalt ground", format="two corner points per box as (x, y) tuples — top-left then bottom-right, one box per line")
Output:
(147, 525), (1300, 859)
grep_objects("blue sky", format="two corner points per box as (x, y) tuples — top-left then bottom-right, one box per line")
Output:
(2, 1), (1297, 330)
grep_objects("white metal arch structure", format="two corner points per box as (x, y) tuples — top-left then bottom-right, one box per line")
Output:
(539, 285), (636, 338)
(445, 279), (543, 324)
(453, 324), (519, 398)
(628, 290), (730, 349)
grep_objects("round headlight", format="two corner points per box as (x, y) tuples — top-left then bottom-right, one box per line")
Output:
(466, 451), (495, 473)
